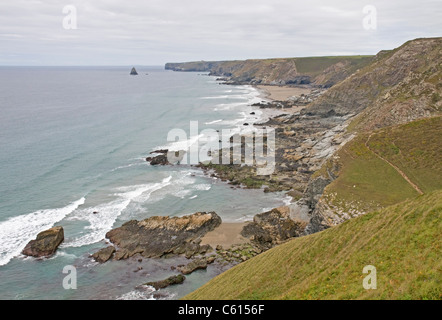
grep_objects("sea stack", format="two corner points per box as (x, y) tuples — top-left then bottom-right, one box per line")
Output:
(22, 226), (65, 258)
(130, 67), (138, 75)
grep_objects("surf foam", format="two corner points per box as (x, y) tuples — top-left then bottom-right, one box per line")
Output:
(0, 197), (85, 266)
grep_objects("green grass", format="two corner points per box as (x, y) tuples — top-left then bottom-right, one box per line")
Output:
(294, 56), (373, 76)
(321, 116), (441, 214)
(322, 134), (419, 213)
(367, 116), (442, 193)
(184, 191), (442, 300)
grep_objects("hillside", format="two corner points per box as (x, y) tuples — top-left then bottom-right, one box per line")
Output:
(166, 55), (373, 87)
(184, 191), (442, 300)
(306, 37), (442, 127)
(301, 37), (441, 232)
(308, 116), (442, 231)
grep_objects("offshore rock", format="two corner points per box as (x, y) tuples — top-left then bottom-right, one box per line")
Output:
(130, 67), (138, 75)
(106, 212), (222, 259)
(22, 226), (64, 258)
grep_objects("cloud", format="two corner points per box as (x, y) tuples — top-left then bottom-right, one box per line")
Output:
(0, 0), (440, 65)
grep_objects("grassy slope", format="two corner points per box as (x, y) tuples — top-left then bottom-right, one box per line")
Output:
(367, 116), (442, 193)
(184, 191), (442, 300)
(322, 116), (441, 214)
(323, 134), (419, 214)
(294, 55), (372, 76)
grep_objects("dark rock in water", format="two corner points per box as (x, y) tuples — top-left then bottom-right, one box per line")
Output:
(91, 246), (116, 263)
(106, 212), (222, 259)
(243, 123), (249, 126)
(22, 226), (64, 258)
(130, 67), (138, 75)
(144, 274), (186, 290)
(250, 112), (256, 115)
(146, 153), (169, 166)
(241, 207), (307, 250)
(146, 149), (186, 165)
(178, 258), (208, 275)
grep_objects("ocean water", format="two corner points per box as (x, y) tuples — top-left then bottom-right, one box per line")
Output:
(0, 66), (288, 300)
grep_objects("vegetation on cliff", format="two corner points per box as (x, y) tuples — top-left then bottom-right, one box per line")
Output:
(184, 191), (442, 300)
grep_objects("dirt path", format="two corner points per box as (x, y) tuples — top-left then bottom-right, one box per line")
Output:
(365, 133), (424, 195)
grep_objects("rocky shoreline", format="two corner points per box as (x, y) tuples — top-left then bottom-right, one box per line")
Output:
(22, 80), (355, 298)
(92, 81), (358, 296)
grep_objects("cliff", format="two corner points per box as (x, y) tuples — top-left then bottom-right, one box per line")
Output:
(302, 37), (442, 232)
(305, 37), (442, 126)
(166, 55), (373, 88)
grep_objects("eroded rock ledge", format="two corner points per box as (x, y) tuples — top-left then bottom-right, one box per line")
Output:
(104, 212), (221, 260)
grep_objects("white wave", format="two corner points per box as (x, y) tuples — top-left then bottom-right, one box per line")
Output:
(0, 197), (85, 266)
(189, 195), (198, 200)
(117, 287), (156, 300)
(283, 195), (293, 206)
(214, 101), (249, 111)
(201, 94), (250, 100)
(110, 162), (143, 172)
(234, 215), (254, 222)
(204, 119), (223, 125)
(64, 177), (172, 248)
(174, 190), (192, 199)
(200, 95), (230, 99)
(155, 133), (204, 152)
(192, 184), (212, 191)
(47, 250), (78, 260)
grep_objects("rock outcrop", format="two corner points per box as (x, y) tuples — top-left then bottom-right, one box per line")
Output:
(144, 274), (186, 290)
(178, 257), (214, 275)
(105, 212), (221, 259)
(22, 226), (64, 258)
(91, 245), (116, 263)
(145, 149), (186, 165)
(241, 207), (307, 250)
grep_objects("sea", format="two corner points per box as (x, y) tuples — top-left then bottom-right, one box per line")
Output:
(0, 66), (289, 300)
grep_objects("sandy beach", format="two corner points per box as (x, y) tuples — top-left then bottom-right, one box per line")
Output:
(200, 223), (250, 248)
(256, 85), (312, 101)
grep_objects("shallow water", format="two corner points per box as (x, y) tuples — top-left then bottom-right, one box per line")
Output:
(0, 66), (287, 299)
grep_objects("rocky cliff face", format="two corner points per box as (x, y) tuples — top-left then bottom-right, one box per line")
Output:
(305, 38), (442, 123)
(303, 37), (442, 233)
(166, 56), (373, 87)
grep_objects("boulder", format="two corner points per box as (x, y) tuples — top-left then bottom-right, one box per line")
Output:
(106, 212), (222, 259)
(144, 274), (185, 290)
(22, 226), (64, 258)
(91, 246), (116, 263)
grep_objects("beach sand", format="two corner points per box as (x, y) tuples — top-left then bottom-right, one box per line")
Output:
(256, 85), (312, 101)
(201, 223), (250, 248)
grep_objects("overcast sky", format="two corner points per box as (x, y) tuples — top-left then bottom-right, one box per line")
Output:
(0, 0), (441, 66)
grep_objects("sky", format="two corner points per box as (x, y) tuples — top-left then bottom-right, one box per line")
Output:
(0, 0), (441, 66)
